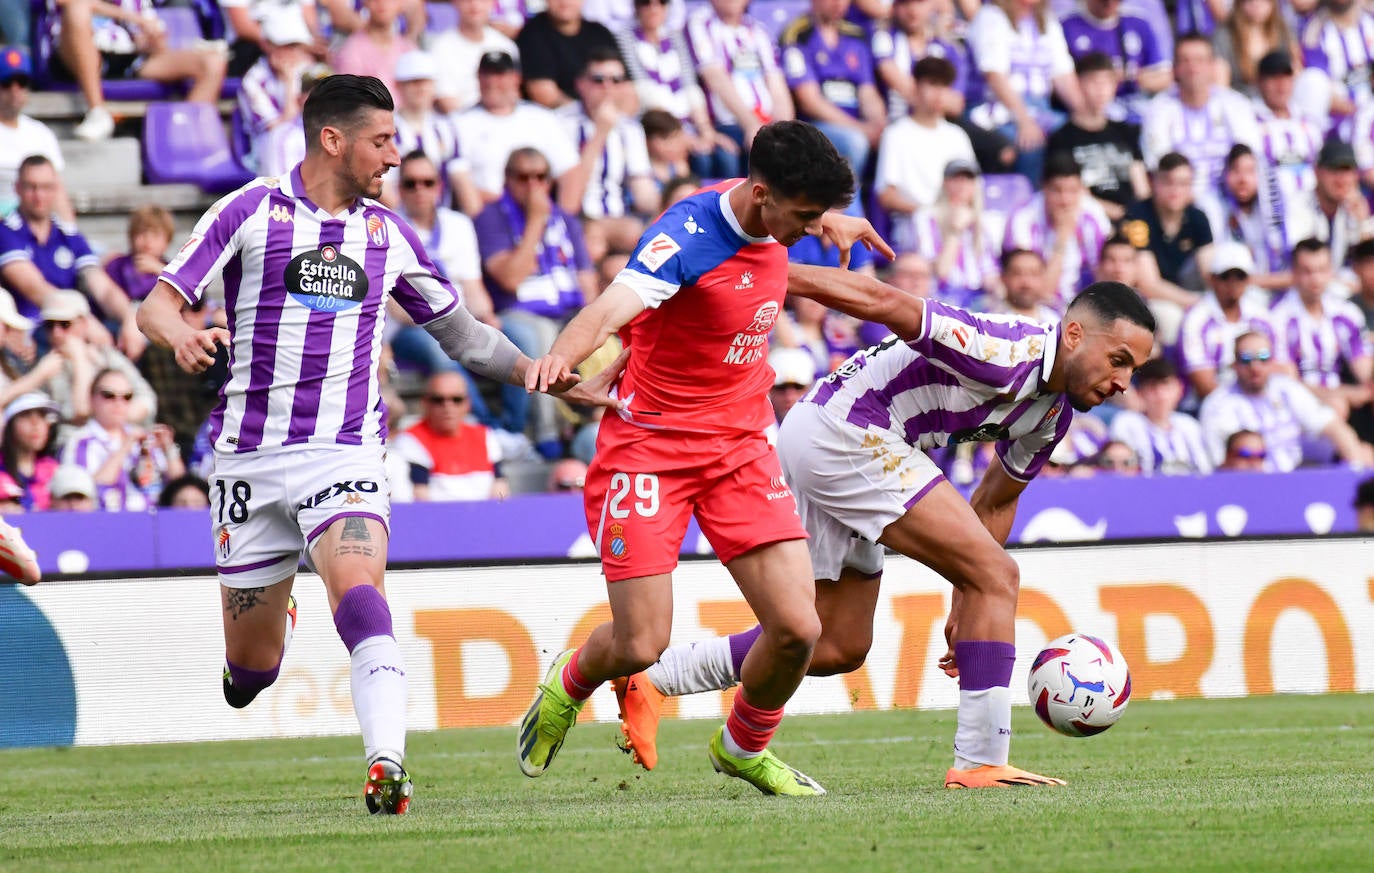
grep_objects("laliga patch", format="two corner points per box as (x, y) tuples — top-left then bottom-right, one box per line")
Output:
(636, 232), (681, 272)
(285, 244), (369, 313)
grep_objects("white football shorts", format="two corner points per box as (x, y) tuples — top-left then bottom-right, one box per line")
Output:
(209, 445), (392, 588)
(777, 401), (945, 581)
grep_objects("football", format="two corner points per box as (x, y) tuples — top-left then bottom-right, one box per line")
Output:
(1027, 634), (1132, 737)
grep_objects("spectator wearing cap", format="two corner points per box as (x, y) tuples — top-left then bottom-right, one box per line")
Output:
(1200, 329), (1372, 470)
(965, 0), (1083, 184)
(1003, 151), (1112, 311)
(2, 290), (155, 425)
(0, 288), (32, 383)
(455, 50), (581, 201)
(559, 46), (658, 258)
(219, 0), (322, 79)
(1296, 139), (1372, 270)
(330, 0), (418, 96)
(1047, 52), (1150, 222)
(50, 0), (228, 142)
(236, 11), (316, 173)
(515, 0), (623, 109)
(768, 346), (816, 424)
(431, 0), (520, 113)
(778, 0), (888, 185)
(1213, 0), (1295, 98)
(1298, 0), (1374, 119)
(1270, 237), (1372, 417)
(614, 0), (728, 180)
(384, 51), (482, 215)
(684, 0), (793, 167)
(47, 464), (97, 511)
(902, 159), (1000, 306)
(1206, 143), (1314, 292)
(62, 368), (184, 510)
(1061, 0), (1171, 122)
(1254, 50), (1325, 209)
(874, 56), (975, 242)
(475, 147), (596, 454)
(1142, 33), (1261, 208)
(1108, 356), (1213, 475)
(1122, 151), (1214, 325)
(1219, 428), (1268, 471)
(102, 204), (175, 308)
(0, 155), (134, 335)
(0, 47), (71, 220)
(0, 392), (59, 510)
(1177, 241), (1280, 399)
(993, 248), (1057, 321)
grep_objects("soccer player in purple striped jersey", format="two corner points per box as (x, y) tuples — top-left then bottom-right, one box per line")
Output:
(615, 272), (1155, 789)
(136, 75), (615, 814)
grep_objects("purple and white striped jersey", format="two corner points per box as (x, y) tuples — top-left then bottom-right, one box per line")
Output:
(1300, 11), (1374, 108)
(160, 166), (461, 455)
(1107, 409), (1213, 475)
(685, 8), (782, 127)
(1270, 289), (1370, 389)
(237, 59), (288, 142)
(1177, 291), (1277, 375)
(394, 111), (466, 178)
(904, 210), (1000, 303)
(804, 299), (1073, 482)
(1253, 100), (1322, 206)
(558, 108), (652, 219)
(1002, 192), (1112, 310)
(1197, 374), (1336, 471)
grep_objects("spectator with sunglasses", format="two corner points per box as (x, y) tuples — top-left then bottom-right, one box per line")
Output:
(0, 48), (69, 220)
(61, 368), (183, 510)
(1199, 329), (1372, 470)
(394, 371), (510, 500)
(1177, 242), (1280, 400)
(1219, 428), (1268, 470)
(560, 47), (658, 259)
(515, 0), (623, 109)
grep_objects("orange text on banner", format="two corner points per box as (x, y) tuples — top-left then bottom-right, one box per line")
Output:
(1244, 578), (1354, 695)
(415, 608), (537, 728)
(1100, 584), (1214, 699)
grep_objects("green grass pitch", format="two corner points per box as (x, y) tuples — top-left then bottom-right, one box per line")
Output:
(2, 695), (1371, 872)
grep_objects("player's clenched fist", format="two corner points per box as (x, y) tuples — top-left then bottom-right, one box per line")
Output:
(174, 327), (229, 374)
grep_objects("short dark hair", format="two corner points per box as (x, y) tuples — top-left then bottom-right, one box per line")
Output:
(157, 474), (211, 509)
(303, 75), (394, 152)
(1074, 51), (1116, 77)
(580, 44), (624, 76)
(1225, 143), (1255, 170)
(1156, 152), (1192, 175)
(1067, 281), (1156, 334)
(1100, 234), (1135, 256)
(17, 154), (52, 175)
(912, 55), (956, 85)
(749, 120), (854, 208)
(504, 146), (550, 177)
(399, 149), (432, 171)
(1042, 150), (1082, 183)
(1225, 429), (1263, 455)
(641, 108), (683, 139)
(1355, 475), (1374, 508)
(1134, 356), (1176, 385)
(1175, 31), (1213, 57)
(1291, 237), (1329, 262)
(1352, 238), (1374, 263)
(1000, 247), (1044, 272)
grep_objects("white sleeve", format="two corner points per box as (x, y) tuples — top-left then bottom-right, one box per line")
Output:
(392, 431), (433, 469)
(970, 8), (1013, 76)
(613, 266), (681, 308)
(686, 13), (719, 68)
(485, 428), (505, 465)
(1225, 91), (1262, 151)
(540, 113), (582, 179)
(1283, 378), (1338, 434)
(1140, 94), (1174, 170)
(873, 125), (904, 193)
(1045, 19), (1074, 79)
(1198, 394), (1242, 464)
(448, 212), (482, 283)
(623, 123), (652, 177)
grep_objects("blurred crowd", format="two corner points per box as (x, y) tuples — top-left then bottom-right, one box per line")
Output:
(0, 0), (1372, 509)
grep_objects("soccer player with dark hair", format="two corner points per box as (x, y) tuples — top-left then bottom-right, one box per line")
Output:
(136, 74), (617, 814)
(518, 119), (886, 796)
(613, 275), (1157, 789)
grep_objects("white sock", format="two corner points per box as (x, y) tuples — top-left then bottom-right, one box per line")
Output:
(350, 634), (407, 764)
(722, 725), (762, 759)
(645, 637), (737, 696)
(953, 686), (1011, 770)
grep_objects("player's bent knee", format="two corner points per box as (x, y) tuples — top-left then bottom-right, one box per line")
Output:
(809, 641), (869, 676)
(958, 552), (1020, 602)
(613, 634), (670, 674)
(766, 614), (822, 666)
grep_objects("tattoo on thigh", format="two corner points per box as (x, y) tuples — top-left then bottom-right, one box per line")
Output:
(341, 517), (371, 542)
(226, 586), (267, 620)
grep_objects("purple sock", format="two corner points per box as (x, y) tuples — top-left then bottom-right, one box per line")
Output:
(955, 641), (1015, 691)
(226, 657), (279, 694)
(729, 625), (764, 679)
(333, 585), (394, 654)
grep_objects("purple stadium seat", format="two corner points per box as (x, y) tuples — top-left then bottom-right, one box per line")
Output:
(425, 2), (458, 34)
(755, 0), (809, 43)
(143, 102), (255, 192)
(159, 7), (204, 50)
(982, 173), (1033, 215)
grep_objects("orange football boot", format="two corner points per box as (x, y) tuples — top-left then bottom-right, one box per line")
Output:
(945, 765), (1067, 789)
(612, 671), (667, 771)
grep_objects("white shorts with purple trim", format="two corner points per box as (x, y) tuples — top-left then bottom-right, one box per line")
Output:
(777, 401), (944, 582)
(210, 445), (391, 589)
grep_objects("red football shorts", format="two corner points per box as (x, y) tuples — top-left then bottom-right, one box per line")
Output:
(583, 436), (807, 582)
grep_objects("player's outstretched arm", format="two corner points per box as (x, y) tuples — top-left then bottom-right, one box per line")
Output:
(136, 281), (229, 375)
(526, 283), (647, 393)
(819, 213), (895, 269)
(787, 263), (924, 339)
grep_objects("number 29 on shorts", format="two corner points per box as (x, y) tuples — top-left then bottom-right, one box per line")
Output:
(607, 472), (659, 518)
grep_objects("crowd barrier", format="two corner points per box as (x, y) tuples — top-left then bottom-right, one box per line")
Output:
(2, 536), (1369, 748)
(11, 466), (1363, 576)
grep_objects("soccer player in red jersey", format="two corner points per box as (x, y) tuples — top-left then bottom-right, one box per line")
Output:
(517, 121), (890, 795)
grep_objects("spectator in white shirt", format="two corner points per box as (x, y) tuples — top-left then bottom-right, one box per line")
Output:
(1109, 356), (1213, 474)
(1177, 241), (1278, 399)
(0, 47), (70, 219)
(431, 0), (521, 112)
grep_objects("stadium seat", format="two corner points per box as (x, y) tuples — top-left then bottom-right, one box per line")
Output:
(143, 102), (255, 191)
(754, 0), (809, 42)
(425, 2), (458, 35)
(159, 7), (204, 50)
(982, 174), (1034, 246)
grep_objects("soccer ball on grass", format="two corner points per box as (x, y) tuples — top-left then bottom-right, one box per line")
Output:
(1027, 633), (1131, 737)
